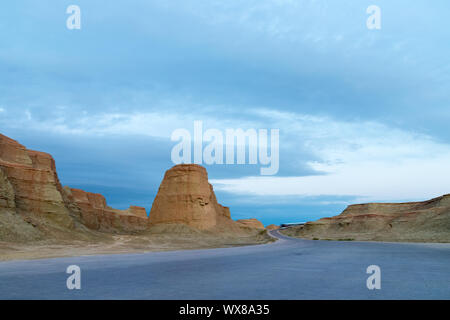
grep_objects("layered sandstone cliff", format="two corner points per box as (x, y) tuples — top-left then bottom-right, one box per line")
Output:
(0, 134), (72, 221)
(0, 134), (148, 241)
(64, 188), (148, 233)
(0, 134), (80, 240)
(284, 195), (450, 242)
(0, 165), (41, 242)
(236, 218), (265, 230)
(149, 164), (243, 232)
(0, 166), (15, 210)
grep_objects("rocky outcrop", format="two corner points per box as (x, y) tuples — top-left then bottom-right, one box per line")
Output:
(236, 218), (265, 230)
(0, 133), (149, 240)
(128, 206), (148, 218)
(1, 133), (267, 241)
(65, 187), (148, 232)
(149, 164), (241, 232)
(0, 167), (15, 210)
(284, 195), (450, 242)
(265, 224), (279, 230)
(0, 134), (77, 230)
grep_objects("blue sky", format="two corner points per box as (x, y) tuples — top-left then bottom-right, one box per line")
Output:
(1, 1), (450, 225)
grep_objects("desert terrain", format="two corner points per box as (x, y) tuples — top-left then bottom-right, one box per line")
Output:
(1, 132), (449, 264)
(0, 224), (271, 261)
(282, 195), (450, 243)
(0, 133), (272, 261)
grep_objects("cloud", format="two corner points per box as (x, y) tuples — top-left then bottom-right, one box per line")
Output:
(211, 110), (450, 202)
(0, 108), (262, 138)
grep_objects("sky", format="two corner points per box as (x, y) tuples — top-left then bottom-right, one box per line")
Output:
(1, 1), (449, 225)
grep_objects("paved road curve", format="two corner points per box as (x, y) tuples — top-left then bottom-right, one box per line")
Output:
(0, 231), (449, 299)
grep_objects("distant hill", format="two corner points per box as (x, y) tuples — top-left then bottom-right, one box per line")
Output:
(282, 195), (450, 243)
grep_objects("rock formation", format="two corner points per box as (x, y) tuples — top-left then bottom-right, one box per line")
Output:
(236, 218), (265, 230)
(149, 164), (241, 232)
(0, 133), (148, 240)
(65, 188), (148, 232)
(0, 166), (15, 211)
(265, 224), (279, 230)
(128, 206), (148, 218)
(1, 133), (267, 242)
(0, 165), (41, 242)
(0, 134), (77, 236)
(284, 195), (450, 242)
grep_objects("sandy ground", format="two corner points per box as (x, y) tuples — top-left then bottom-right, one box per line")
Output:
(0, 229), (274, 261)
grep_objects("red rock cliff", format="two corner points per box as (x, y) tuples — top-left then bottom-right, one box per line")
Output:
(149, 164), (239, 231)
(290, 195), (450, 242)
(236, 218), (265, 230)
(65, 187), (148, 232)
(0, 133), (148, 238)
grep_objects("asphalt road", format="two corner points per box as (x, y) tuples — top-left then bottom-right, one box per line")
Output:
(0, 230), (449, 299)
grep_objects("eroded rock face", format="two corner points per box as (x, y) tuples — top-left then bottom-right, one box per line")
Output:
(0, 133), (264, 240)
(0, 166), (43, 242)
(265, 224), (279, 230)
(128, 206), (148, 218)
(65, 188), (148, 233)
(0, 134), (75, 229)
(0, 133), (149, 240)
(236, 218), (265, 230)
(288, 195), (450, 242)
(149, 164), (238, 231)
(0, 167), (15, 210)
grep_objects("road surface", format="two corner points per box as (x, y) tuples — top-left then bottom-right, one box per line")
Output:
(0, 230), (449, 299)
